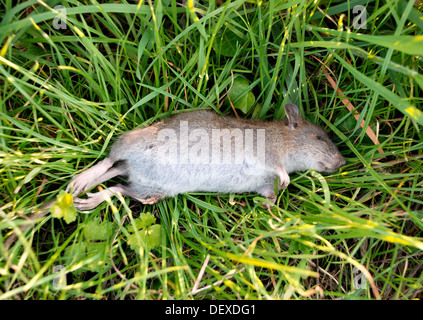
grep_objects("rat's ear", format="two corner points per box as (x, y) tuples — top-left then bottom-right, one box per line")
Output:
(284, 103), (300, 130)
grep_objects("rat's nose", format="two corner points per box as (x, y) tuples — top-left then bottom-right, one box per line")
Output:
(336, 155), (346, 168)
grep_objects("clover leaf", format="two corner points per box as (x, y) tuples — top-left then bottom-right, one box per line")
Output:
(127, 213), (162, 252)
(128, 224), (162, 251)
(127, 212), (156, 232)
(84, 217), (113, 241)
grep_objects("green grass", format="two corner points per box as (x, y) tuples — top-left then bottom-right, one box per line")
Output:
(1, 0), (422, 300)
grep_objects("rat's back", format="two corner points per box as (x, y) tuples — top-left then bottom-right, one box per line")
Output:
(111, 110), (273, 197)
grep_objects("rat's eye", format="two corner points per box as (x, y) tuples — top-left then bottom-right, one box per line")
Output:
(316, 135), (324, 141)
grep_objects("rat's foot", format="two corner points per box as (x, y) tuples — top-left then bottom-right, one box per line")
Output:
(73, 186), (125, 211)
(277, 166), (290, 189)
(67, 158), (115, 197)
(73, 184), (164, 210)
(140, 197), (160, 205)
(74, 193), (109, 211)
(73, 184), (131, 210)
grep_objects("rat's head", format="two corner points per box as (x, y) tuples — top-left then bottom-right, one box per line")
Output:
(284, 103), (346, 173)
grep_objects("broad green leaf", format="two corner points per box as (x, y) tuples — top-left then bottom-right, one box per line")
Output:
(360, 35), (423, 57)
(63, 241), (86, 267)
(213, 28), (243, 57)
(128, 212), (156, 232)
(184, 194), (226, 212)
(128, 224), (162, 251)
(84, 217), (114, 241)
(85, 242), (113, 273)
(227, 76), (256, 113)
(198, 37), (206, 77)
(63, 240), (113, 274)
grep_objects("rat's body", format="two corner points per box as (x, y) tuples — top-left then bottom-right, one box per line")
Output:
(69, 104), (345, 210)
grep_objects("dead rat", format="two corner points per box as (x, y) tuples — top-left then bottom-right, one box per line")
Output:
(69, 103), (345, 209)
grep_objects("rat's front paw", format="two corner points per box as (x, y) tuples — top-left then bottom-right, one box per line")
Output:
(277, 176), (290, 189)
(277, 166), (290, 190)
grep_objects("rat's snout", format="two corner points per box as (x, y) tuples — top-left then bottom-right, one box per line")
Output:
(318, 154), (346, 172)
(334, 154), (346, 168)
(330, 154), (346, 171)
(340, 155), (346, 167)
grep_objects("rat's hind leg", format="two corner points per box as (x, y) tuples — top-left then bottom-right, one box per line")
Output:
(73, 184), (164, 210)
(67, 158), (127, 197)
